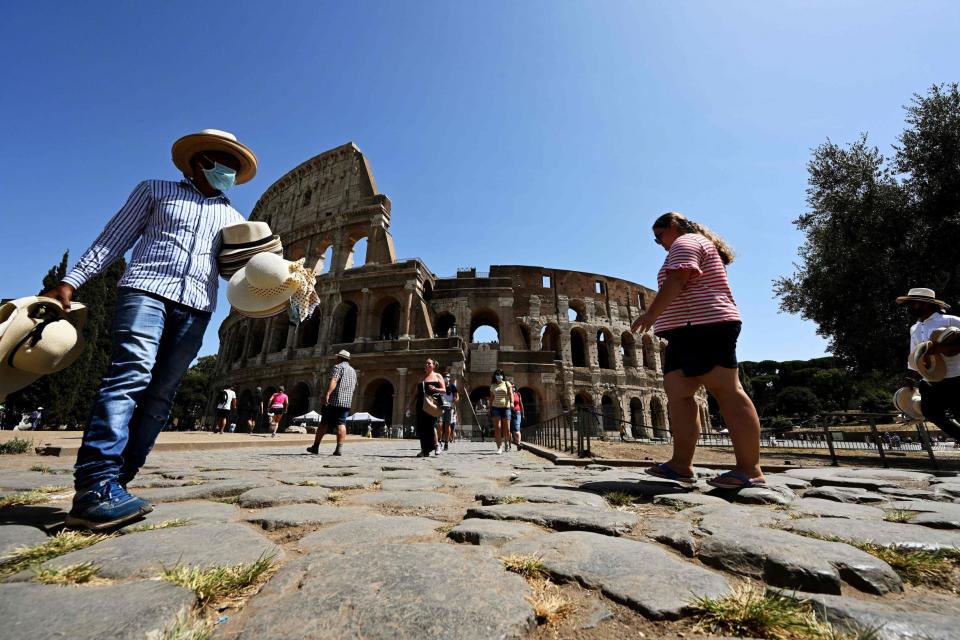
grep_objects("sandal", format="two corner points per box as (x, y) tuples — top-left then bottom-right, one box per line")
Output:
(645, 463), (696, 484)
(707, 471), (767, 490)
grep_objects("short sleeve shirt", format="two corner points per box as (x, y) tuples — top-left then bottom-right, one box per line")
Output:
(653, 233), (741, 334)
(328, 361), (358, 408)
(269, 393), (288, 410)
(909, 313), (960, 378)
(217, 389), (236, 410)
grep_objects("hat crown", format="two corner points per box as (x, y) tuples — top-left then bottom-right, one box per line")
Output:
(221, 221), (273, 245)
(195, 128), (238, 142)
(907, 287), (937, 298)
(12, 320), (78, 374)
(337, 349), (351, 360)
(245, 253), (292, 289)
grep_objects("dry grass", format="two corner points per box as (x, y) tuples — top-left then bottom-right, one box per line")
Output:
(603, 491), (635, 507)
(0, 438), (31, 454)
(32, 562), (105, 585)
(0, 490), (53, 508)
(691, 583), (881, 640)
(296, 480), (321, 486)
(156, 609), (213, 640)
(159, 552), (277, 610)
(434, 523), (457, 535)
(327, 491), (344, 503)
(29, 465), (51, 473)
(499, 554), (548, 580)
(491, 495), (527, 505)
(124, 519), (191, 533)
(0, 530), (113, 580)
(882, 509), (919, 523)
(526, 579), (575, 626)
(211, 495), (241, 504)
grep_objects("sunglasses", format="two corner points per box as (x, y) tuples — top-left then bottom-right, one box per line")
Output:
(653, 230), (665, 245)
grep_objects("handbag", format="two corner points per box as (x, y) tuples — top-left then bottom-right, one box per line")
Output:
(422, 382), (443, 417)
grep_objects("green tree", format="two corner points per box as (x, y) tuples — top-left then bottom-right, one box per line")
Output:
(170, 356), (217, 428)
(775, 83), (960, 374)
(775, 386), (821, 417)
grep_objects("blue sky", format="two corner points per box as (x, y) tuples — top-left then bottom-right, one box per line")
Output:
(2, 1), (957, 363)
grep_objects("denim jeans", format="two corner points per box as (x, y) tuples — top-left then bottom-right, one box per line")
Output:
(74, 288), (210, 490)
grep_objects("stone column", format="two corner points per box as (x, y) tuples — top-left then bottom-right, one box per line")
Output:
(241, 321), (254, 364)
(400, 280), (416, 340)
(357, 288), (372, 342)
(498, 297), (516, 347)
(586, 330), (598, 369)
(394, 367), (408, 428)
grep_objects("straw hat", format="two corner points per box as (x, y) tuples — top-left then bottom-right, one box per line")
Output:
(335, 349), (351, 360)
(218, 221), (283, 279)
(896, 287), (950, 310)
(910, 341), (947, 382)
(893, 387), (924, 420)
(0, 297), (88, 401)
(171, 129), (258, 185)
(227, 253), (299, 318)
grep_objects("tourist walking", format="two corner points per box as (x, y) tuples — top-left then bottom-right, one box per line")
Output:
(216, 385), (237, 434)
(510, 385), (524, 450)
(440, 372), (459, 450)
(405, 358), (445, 457)
(246, 386), (264, 434)
(633, 211), (765, 489)
(29, 407), (43, 431)
(307, 350), (357, 456)
(896, 288), (960, 440)
(267, 386), (288, 437)
(42, 129), (258, 530)
(488, 369), (513, 454)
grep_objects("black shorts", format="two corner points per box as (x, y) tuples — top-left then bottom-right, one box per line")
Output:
(658, 321), (741, 377)
(216, 409), (231, 419)
(322, 406), (350, 427)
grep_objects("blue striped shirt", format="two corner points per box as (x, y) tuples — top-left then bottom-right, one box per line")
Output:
(63, 179), (245, 312)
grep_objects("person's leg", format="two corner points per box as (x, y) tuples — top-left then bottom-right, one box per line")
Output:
(117, 302), (209, 487)
(334, 422), (346, 454)
(307, 423), (328, 453)
(661, 370), (704, 476)
(74, 291), (168, 491)
(699, 366), (763, 481)
(920, 380), (960, 441)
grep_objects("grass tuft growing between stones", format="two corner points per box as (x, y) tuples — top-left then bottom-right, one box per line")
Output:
(29, 464), (51, 473)
(32, 562), (104, 585)
(157, 609), (213, 640)
(160, 552), (277, 610)
(525, 579), (575, 626)
(491, 495), (526, 505)
(603, 491), (635, 507)
(434, 523), (457, 535)
(0, 530), (113, 580)
(297, 480), (320, 487)
(691, 583), (879, 640)
(211, 495), (241, 504)
(499, 554), (548, 580)
(327, 491), (344, 503)
(0, 438), (31, 454)
(124, 519), (191, 533)
(882, 509), (918, 523)
(0, 490), (53, 508)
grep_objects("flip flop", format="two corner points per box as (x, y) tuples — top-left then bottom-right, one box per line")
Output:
(645, 462), (696, 484)
(707, 471), (767, 490)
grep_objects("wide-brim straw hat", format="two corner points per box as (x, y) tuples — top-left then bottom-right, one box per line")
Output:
(910, 341), (947, 382)
(893, 387), (924, 420)
(336, 349), (351, 360)
(227, 253), (299, 318)
(219, 222), (281, 258)
(0, 297), (88, 401)
(172, 129), (257, 185)
(896, 287), (950, 310)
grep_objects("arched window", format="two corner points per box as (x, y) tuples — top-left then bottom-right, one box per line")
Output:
(630, 397), (646, 437)
(247, 320), (266, 358)
(650, 396), (667, 430)
(570, 328), (587, 367)
(642, 335), (656, 370)
(346, 237), (368, 270)
(378, 299), (401, 340)
(597, 329), (613, 369)
(620, 332), (637, 368)
(365, 379), (395, 428)
(269, 315), (289, 352)
(567, 299), (586, 322)
(333, 301), (358, 344)
(601, 394), (616, 430)
(296, 307), (321, 348)
(434, 312), (457, 338)
(540, 323), (562, 360)
(302, 188), (312, 207)
(470, 309), (500, 344)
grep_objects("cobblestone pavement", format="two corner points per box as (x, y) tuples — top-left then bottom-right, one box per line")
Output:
(1, 440), (959, 639)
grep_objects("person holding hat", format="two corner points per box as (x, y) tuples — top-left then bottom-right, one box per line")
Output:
(897, 288), (960, 441)
(42, 129), (258, 530)
(307, 350), (357, 456)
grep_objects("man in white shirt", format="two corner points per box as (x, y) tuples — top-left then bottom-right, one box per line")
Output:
(216, 385), (238, 434)
(897, 288), (960, 440)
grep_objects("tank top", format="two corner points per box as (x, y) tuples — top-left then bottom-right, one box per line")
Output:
(491, 381), (513, 408)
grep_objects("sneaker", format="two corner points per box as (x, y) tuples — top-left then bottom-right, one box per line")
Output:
(416, 451), (428, 458)
(331, 449), (342, 456)
(496, 445), (504, 455)
(271, 433), (277, 438)
(434, 446), (441, 456)
(65, 479), (153, 531)
(306, 445), (319, 455)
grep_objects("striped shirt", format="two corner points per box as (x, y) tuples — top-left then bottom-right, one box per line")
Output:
(653, 233), (741, 333)
(328, 361), (358, 408)
(62, 179), (244, 313)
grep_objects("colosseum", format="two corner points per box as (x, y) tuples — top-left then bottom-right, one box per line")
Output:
(211, 143), (711, 438)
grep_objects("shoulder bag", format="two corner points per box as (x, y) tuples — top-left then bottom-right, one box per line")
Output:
(422, 381), (443, 417)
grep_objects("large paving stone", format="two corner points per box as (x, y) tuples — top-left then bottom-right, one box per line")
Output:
(577, 475), (692, 498)
(697, 526), (902, 595)
(783, 516), (960, 551)
(885, 499), (960, 529)
(219, 544), (534, 639)
(837, 469), (934, 483)
(877, 486), (939, 500)
(476, 486), (609, 508)
(643, 517), (697, 557)
(0, 472), (70, 492)
(238, 485), (331, 508)
(448, 519), (543, 546)
(502, 531), (731, 619)
(802, 486), (889, 504)
(466, 503), (639, 536)
(0, 524), (47, 560)
(118, 500), (240, 532)
(762, 473), (811, 490)
(0, 580), (196, 640)
(799, 592), (957, 640)
(379, 477), (444, 491)
(135, 479), (274, 503)
(287, 476), (379, 490)
(36, 523), (281, 579)
(299, 516), (441, 549)
(349, 491), (459, 509)
(790, 498), (885, 520)
(0, 504), (68, 529)
(729, 485), (795, 505)
(442, 478), (499, 493)
(244, 504), (371, 530)
(808, 476), (897, 491)
(692, 504), (786, 531)
(653, 493), (729, 509)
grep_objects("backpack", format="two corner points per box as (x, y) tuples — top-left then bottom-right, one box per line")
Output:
(219, 390), (228, 405)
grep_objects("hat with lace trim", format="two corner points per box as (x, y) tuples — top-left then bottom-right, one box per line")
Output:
(0, 297), (88, 401)
(227, 253), (318, 320)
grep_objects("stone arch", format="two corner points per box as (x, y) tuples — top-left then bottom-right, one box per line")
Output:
(650, 396), (667, 431)
(470, 385), (491, 413)
(518, 387), (540, 427)
(364, 379), (394, 429)
(233, 325), (247, 364)
(574, 391), (594, 406)
(268, 315), (289, 353)
(296, 307), (321, 348)
(238, 388), (254, 423)
(287, 241), (307, 262)
(620, 331), (637, 368)
(470, 309), (500, 343)
(600, 394), (617, 431)
(434, 312), (457, 338)
(659, 343), (667, 372)
(518, 324), (532, 350)
(570, 327), (588, 367)
(629, 397), (647, 437)
(642, 335), (656, 370)
(288, 382), (311, 423)
(375, 297), (402, 340)
(540, 323), (562, 360)
(346, 236), (368, 270)
(596, 329), (614, 369)
(568, 299), (586, 322)
(314, 241), (334, 275)
(247, 319), (266, 357)
(332, 301), (358, 344)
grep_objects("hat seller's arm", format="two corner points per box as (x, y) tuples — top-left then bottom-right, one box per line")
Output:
(44, 181), (153, 309)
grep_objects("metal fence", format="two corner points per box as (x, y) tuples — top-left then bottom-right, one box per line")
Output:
(522, 407), (597, 457)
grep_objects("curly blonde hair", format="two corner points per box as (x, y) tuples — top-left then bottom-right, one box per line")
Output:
(653, 211), (735, 265)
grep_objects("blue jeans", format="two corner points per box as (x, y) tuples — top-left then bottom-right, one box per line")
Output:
(74, 288), (210, 490)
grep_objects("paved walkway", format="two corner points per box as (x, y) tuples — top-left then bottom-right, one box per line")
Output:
(1, 440), (959, 639)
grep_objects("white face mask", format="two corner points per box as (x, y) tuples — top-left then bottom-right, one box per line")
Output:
(495, 375), (503, 382)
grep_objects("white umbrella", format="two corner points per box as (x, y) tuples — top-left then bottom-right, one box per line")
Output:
(292, 410), (321, 424)
(345, 412), (385, 423)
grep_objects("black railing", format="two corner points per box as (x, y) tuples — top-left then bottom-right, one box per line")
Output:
(522, 407), (596, 457)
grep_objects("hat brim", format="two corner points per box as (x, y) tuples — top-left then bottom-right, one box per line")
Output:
(219, 240), (283, 260)
(226, 264), (297, 315)
(893, 387), (924, 420)
(172, 134), (257, 185)
(913, 343), (948, 382)
(236, 301), (290, 319)
(896, 295), (950, 309)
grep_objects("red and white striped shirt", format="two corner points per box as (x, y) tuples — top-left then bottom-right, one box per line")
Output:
(653, 233), (741, 333)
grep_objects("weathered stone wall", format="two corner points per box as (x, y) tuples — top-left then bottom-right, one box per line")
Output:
(212, 143), (710, 436)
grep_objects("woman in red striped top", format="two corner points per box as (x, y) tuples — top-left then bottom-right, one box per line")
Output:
(632, 211), (765, 489)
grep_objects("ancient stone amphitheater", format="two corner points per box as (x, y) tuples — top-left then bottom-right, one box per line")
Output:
(212, 143), (710, 436)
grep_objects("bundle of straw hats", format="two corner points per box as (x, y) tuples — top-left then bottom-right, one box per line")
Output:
(909, 341), (947, 382)
(218, 221), (283, 279)
(0, 297), (88, 401)
(227, 253), (306, 319)
(892, 387), (924, 421)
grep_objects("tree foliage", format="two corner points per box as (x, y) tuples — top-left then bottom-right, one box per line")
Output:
(170, 356), (217, 428)
(775, 84), (960, 373)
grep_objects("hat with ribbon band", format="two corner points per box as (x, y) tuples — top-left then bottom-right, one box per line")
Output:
(896, 287), (950, 310)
